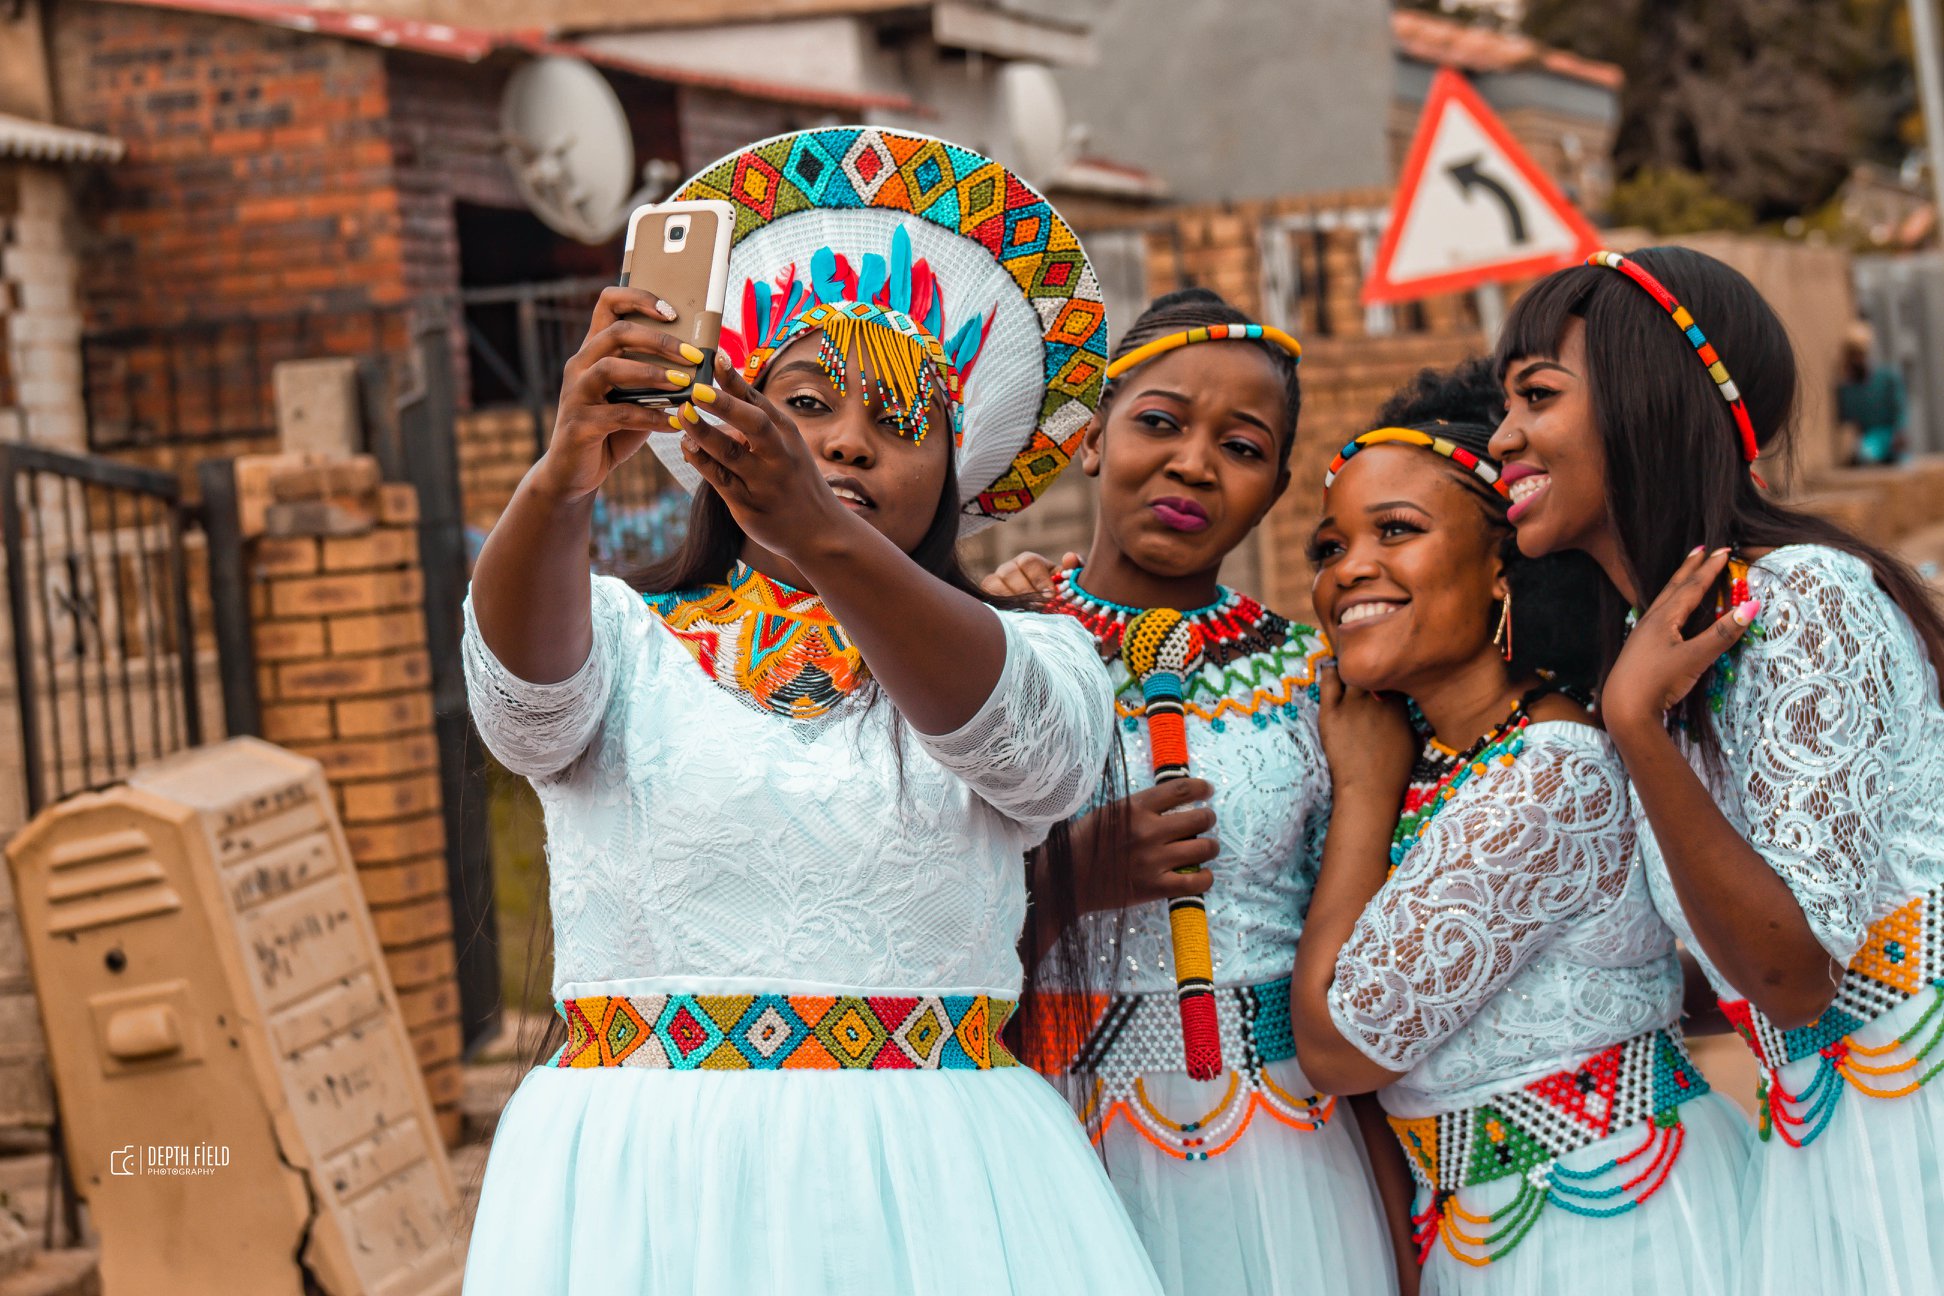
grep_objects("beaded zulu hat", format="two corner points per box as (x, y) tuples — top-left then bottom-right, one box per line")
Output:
(657, 126), (1111, 535)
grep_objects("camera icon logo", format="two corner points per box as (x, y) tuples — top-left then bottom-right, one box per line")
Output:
(108, 1146), (136, 1177)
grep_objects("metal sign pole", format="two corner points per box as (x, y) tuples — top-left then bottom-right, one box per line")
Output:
(1911, 0), (1944, 225)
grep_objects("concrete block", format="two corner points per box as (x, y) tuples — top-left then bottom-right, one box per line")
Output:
(272, 358), (362, 458)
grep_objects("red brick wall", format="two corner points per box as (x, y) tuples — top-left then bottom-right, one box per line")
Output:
(50, 2), (408, 471)
(53, 3), (404, 325)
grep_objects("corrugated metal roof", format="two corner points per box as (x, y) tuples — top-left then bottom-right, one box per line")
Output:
(1392, 11), (1623, 92)
(106, 0), (919, 112)
(0, 113), (125, 165)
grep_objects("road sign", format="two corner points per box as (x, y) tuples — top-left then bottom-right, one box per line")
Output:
(1364, 67), (1601, 305)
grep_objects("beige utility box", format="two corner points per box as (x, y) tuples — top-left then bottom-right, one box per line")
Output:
(5, 738), (462, 1295)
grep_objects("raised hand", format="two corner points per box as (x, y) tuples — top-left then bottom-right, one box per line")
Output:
(1314, 661), (1416, 804)
(671, 355), (853, 561)
(1602, 547), (1760, 734)
(532, 285), (703, 504)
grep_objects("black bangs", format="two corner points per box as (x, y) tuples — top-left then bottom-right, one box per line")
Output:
(1494, 263), (1603, 377)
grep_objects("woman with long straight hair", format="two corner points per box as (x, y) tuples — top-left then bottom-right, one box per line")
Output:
(460, 127), (1164, 1295)
(1491, 245), (1944, 1292)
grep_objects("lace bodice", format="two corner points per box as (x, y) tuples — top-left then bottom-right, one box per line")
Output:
(1328, 723), (1680, 1114)
(1054, 614), (1331, 992)
(462, 573), (1114, 997)
(1637, 545), (1944, 998)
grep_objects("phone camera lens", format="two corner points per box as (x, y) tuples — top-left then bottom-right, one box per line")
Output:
(669, 226), (686, 241)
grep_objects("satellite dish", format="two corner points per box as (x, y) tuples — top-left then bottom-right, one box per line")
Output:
(998, 62), (1071, 187)
(501, 56), (640, 244)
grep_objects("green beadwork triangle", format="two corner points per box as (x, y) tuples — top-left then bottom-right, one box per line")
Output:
(1464, 1106), (1550, 1186)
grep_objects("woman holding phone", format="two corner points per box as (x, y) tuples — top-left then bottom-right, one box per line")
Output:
(460, 127), (1163, 1295)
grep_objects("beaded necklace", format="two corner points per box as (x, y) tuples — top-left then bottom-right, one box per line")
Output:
(1390, 691), (1544, 872)
(1046, 569), (1325, 732)
(644, 562), (869, 721)
(1048, 569), (1286, 667)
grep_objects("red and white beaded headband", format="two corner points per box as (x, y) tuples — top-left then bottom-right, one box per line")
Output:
(1586, 251), (1760, 465)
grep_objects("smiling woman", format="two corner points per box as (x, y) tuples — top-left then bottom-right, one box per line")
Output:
(1492, 247), (1944, 1295)
(1288, 362), (1752, 1296)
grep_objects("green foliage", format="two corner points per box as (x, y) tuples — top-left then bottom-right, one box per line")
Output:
(1523, 0), (1919, 222)
(1609, 168), (1757, 235)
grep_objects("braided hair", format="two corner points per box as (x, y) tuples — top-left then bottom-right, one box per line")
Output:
(1102, 288), (1304, 470)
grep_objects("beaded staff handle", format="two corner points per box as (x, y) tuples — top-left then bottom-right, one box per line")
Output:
(1122, 608), (1222, 1082)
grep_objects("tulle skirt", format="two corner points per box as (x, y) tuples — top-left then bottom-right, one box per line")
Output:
(463, 1051), (1165, 1294)
(1418, 1092), (1753, 1296)
(1095, 1061), (1398, 1296)
(1741, 989), (1944, 1295)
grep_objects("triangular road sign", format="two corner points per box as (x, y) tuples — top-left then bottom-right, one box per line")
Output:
(1365, 67), (1601, 305)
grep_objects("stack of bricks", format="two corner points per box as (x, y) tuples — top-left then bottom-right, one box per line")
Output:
(242, 455), (465, 1147)
(455, 407), (538, 538)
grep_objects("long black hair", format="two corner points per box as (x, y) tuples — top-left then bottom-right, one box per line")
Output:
(1496, 245), (1944, 749)
(1098, 287), (1304, 470)
(1371, 357), (1611, 696)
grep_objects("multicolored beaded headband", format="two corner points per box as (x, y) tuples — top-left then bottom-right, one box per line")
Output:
(1586, 250), (1760, 464)
(745, 300), (964, 446)
(1103, 322), (1303, 382)
(1323, 426), (1510, 498)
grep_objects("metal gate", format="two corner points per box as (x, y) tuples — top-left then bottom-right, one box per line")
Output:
(459, 277), (691, 573)
(0, 443), (205, 817)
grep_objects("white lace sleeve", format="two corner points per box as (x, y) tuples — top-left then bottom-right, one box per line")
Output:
(1327, 727), (1632, 1072)
(911, 608), (1113, 829)
(462, 574), (648, 779)
(1722, 553), (1909, 964)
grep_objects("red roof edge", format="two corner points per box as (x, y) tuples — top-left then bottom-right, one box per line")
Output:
(102, 0), (919, 113)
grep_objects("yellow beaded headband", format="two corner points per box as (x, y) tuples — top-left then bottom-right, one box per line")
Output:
(1103, 322), (1303, 382)
(1323, 425), (1510, 498)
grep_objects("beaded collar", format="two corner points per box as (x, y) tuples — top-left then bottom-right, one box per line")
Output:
(1390, 692), (1542, 872)
(1048, 569), (1288, 667)
(644, 562), (870, 722)
(1045, 569), (1326, 729)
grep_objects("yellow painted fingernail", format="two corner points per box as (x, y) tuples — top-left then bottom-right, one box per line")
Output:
(666, 412), (681, 430)
(693, 384), (717, 404)
(666, 369), (692, 386)
(680, 402), (699, 425)
(678, 343), (705, 364)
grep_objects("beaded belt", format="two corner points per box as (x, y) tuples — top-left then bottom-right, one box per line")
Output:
(1030, 979), (1335, 1160)
(549, 992), (1016, 1071)
(1390, 1029), (1709, 1267)
(1720, 884), (1944, 1147)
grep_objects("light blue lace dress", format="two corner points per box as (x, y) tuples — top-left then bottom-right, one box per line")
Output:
(1635, 544), (1944, 1294)
(1331, 722), (1752, 1296)
(459, 574), (1165, 1295)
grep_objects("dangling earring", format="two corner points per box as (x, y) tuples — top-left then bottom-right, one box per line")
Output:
(1493, 590), (1513, 663)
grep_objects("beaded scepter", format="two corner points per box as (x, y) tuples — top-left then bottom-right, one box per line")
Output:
(1122, 607), (1223, 1081)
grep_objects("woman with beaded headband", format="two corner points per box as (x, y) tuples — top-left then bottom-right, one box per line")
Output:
(986, 288), (1397, 1295)
(1491, 246), (1944, 1293)
(1287, 359), (1752, 1296)
(459, 127), (1165, 1295)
